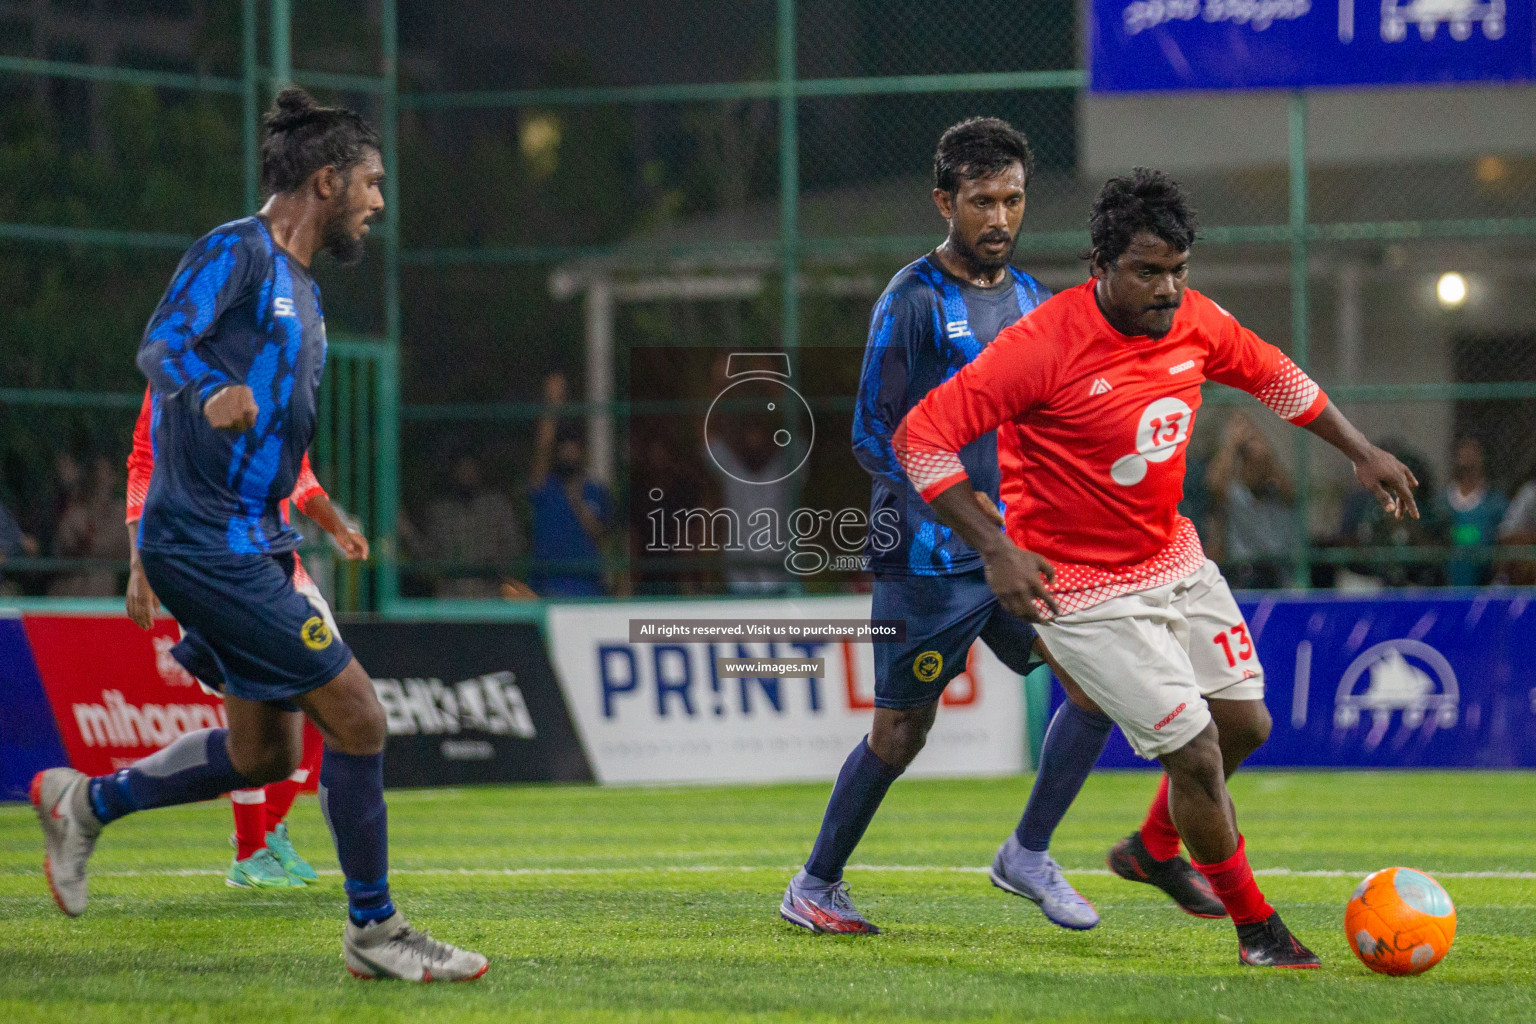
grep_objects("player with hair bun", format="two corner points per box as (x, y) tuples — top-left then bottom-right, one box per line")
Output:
(32, 87), (487, 983)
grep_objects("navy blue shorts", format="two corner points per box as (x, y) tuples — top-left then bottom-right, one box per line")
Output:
(871, 568), (1041, 710)
(139, 550), (353, 708)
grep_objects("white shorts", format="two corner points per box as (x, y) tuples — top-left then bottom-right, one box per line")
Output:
(1034, 559), (1264, 760)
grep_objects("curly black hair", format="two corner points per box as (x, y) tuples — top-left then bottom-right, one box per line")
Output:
(1088, 168), (1199, 266)
(260, 87), (381, 197)
(933, 117), (1034, 194)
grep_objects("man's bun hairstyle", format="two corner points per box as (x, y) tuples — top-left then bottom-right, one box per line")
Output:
(260, 87), (381, 197)
(933, 116), (1034, 195)
(1089, 168), (1199, 267)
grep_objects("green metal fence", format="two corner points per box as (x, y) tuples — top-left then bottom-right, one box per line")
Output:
(3, 0), (1534, 612)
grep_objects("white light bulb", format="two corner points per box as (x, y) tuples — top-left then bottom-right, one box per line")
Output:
(1436, 272), (1468, 309)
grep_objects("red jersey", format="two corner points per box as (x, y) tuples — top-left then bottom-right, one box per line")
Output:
(895, 281), (1327, 614)
(127, 386), (327, 586)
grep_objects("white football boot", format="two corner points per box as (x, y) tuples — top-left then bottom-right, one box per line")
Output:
(344, 912), (489, 982)
(31, 768), (104, 917)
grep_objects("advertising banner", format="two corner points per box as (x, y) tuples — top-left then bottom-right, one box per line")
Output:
(546, 597), (1026, 784)
(1091, 0), (1535, 92)
(341, 622), (594, 787)
(1071, 593), (1536, 769)
(0, 613), (69, 801)
(22, 615), (230, 778)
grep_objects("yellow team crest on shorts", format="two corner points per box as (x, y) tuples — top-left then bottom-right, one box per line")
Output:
(301, 616), (333, 651)
(913, 650), (943, 683)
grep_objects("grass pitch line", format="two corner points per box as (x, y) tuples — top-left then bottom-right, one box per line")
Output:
(14, 864), (1536, 880)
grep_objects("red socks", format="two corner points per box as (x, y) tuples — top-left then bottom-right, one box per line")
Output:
(230, 789), (268, 860)
(263, 778), (301, 832)
(265, 734), (322, 831)
(1193, 835), (1275, 925)
(1139, 774), (1182, 861)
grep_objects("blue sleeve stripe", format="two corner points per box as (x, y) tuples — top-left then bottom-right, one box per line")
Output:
(928, 294), (944, 358)
(1009, 268), (1051, 315)
(221, 255), (300, 548)
(852, 291), (903, 479)
(148, 236), (240, 393)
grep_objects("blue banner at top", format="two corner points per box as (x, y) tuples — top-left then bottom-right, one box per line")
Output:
(1090, 1), (1536, 92)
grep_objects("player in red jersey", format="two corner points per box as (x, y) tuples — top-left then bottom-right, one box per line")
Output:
(124, 385), (369, 888)
(895, 170), (1418, 967)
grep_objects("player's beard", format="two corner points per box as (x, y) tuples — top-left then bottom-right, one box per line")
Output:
(949, 229), (1016, 277)
(320, 205), (367, 266)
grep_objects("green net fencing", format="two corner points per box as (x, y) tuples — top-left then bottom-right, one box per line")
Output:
(3, 0), (1534, 608)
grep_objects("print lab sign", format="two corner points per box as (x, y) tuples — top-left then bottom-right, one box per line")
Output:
(546, 597), (1026, 784)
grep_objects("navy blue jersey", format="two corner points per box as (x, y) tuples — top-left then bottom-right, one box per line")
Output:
(136, 216), (327, 556)
(852, 254), (1049, 576)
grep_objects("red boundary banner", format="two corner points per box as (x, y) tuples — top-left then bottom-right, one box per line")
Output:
(21, 615), (318, 786)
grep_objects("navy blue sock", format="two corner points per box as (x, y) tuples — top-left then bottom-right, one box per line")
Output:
(88, 728), (252, 825)
(804, 738), (905, 884)
(1015, 701), (1114, 851)
(318, 747), (394, 925)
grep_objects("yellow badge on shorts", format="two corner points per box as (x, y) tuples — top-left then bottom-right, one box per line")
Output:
(301, 616), (333, 651)
(914, 650), (943, 683)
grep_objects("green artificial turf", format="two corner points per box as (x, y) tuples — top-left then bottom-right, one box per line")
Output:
(1, 771), (1532, 1023)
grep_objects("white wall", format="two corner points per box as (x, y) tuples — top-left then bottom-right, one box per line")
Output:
(1081, 83), (1536, 173)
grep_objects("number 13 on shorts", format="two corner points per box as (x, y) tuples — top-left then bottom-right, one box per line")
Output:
(1212, 623), (1253, 668)
(1178, 562), (1265, 695)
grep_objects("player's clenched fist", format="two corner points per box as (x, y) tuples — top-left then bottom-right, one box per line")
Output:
(205, 385), (259, 432)
(982, 543), (1061, 623)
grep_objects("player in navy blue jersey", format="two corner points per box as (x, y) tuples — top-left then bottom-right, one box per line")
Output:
(781, 118), (1220, 935)
(31, 88), (487, 983)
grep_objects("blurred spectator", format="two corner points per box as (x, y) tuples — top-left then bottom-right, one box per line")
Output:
(405, 452), (526, 599)
(1204, 413), (1294, 589)
(0, 499), (36, 559)
(42, 451), (85, 557)
(49, 456), (132, 597)
(0, 495), (40, 596)
(1497, 461), (1536, 585)
(1434, 437), (1506, 588)
(529, 374), (612, 597)
(1334, 438), (1441, 589)
(632, 434), (708, 595)
(707, 419), (793, 595)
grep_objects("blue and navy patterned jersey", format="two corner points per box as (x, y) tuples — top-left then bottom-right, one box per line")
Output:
(853, 254), (1049, 576)
(135, 216), (326, 556)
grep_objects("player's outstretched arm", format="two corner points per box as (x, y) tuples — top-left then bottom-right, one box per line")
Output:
(891, 315), (1053, 617)
(123, 387), (160, 629)
(293, 454), (369, 559)
(528, 373), (565, 489)
(1199, 295), (1417, 520)
(1302, 401), (1419, 520)
(303, 493), (370, 560)
(124, 520), (160, 630)
(928, 481), (1060, 622)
